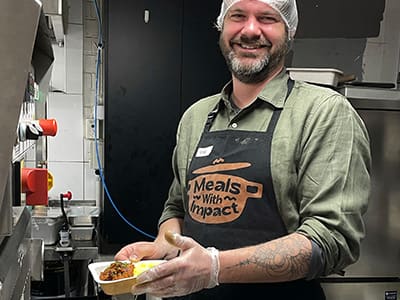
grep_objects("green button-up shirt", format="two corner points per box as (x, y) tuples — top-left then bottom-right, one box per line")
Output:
(158, 69), (371, 276)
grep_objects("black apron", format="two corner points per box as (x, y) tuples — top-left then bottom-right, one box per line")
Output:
(170, 80), (325, 300)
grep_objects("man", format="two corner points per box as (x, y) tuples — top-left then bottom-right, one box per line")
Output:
(115, 0), (371, 299)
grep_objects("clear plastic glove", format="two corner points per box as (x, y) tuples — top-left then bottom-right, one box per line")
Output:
(114, 235), (180, 262)
(131, 231), (220, 298)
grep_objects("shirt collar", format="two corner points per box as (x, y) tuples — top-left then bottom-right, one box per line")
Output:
(220, 68), (290, 109)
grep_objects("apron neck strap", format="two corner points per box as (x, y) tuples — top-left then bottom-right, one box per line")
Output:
(205, 79), (295, 132)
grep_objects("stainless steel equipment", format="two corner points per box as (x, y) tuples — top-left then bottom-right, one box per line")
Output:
(321, 86), (400, 299)
(31, 200), (99, 297)
(0, 0), (41, 234)
(1, 1), (99, 298)
(31, 207), (65, 245)
(0, 0), (42, 299)
(0, 207), (32, 300)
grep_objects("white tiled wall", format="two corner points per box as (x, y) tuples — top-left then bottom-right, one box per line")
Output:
(47, 0), (98, 202)
(47, 93), (83, 162)
(47, 92), (85, 200)
(48, 162), (84, 200)
(50, 45), (66, 91)
(65, 24), (83, 94)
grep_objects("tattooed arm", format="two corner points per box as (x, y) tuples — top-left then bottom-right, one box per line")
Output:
(218, 233), (312, 283)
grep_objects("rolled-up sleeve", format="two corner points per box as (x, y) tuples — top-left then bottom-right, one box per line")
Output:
(295, 94), (371, 276)
(158, 144), (186, 227)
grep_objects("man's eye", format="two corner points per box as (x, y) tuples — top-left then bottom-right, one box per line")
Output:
(230, 14), (245, 21)
(259, 16), (279, 23)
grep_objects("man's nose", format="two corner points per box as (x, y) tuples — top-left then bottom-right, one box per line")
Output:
(241, 16), (262, 37)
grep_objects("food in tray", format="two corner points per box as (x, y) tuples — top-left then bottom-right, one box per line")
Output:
(99, 261), (135, 281)
(88, 259), (166, 295)
(98, 260), (165, 281)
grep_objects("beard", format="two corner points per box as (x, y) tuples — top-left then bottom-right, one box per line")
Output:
(219, 33), (289, 84)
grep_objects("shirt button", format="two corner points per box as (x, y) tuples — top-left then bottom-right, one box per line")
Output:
(231, 123), (238, 128)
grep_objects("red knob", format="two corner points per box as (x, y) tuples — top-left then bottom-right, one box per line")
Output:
(21, 168), (49, 206)
(39, 119), (58, 136)
(61, 191), (72, 200)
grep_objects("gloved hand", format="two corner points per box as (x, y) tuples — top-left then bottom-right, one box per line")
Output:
(114, 235), (180, 262)
(131, 231), (220, 298)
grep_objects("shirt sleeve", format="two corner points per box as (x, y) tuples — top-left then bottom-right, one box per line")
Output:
(158, 145), (186, 227)
(306, 239), (325, 280)
(295, 93), (371, 276)
(158, 116), (187, 227)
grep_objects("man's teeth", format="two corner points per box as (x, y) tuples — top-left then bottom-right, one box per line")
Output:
(241, 44), (259, 49)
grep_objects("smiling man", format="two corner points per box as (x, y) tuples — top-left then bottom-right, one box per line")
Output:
(114, 1), (371, 299)
(218, 0), (291, 85)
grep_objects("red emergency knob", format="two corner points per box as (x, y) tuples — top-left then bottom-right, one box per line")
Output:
(39, 118), (58, 136)
(61, 191), (73, 200)
(21, 168), (48, 206)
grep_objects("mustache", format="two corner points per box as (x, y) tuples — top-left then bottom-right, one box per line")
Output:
(231, 35), (272, 48)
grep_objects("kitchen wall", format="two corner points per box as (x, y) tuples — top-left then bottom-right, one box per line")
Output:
(47, 0), (100, 203)
(46, 0), (400, 205)
(363, 0), (400, 84)
(291, 0), (400, 85)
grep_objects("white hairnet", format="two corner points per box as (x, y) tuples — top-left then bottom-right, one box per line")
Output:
(216, 0), (298, 39)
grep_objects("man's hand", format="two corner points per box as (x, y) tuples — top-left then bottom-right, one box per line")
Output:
(115, 218), (184, 262)
(131, 231), (220, 298)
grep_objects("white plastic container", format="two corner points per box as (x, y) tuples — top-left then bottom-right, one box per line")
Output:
(287, 68), (344, 87)
(88, 260), (166, 295)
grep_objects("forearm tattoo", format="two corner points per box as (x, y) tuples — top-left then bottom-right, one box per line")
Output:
(236, 234), (311, 281)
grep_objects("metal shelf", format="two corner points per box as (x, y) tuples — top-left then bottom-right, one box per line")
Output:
(338, 86), (400, 110)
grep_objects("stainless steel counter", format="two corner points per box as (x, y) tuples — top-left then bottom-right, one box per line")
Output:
(31, 237), (99, 297)
(339, 85), (400, 110)
(44, 240), (99, 261)
(0, 207), (31, 300)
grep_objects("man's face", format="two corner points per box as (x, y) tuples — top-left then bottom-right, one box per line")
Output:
(219, 0), (289, 83)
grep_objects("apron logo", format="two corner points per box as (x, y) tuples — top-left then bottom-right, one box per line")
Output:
(187, 160), (263, 224)
(195, 145), (214, 157)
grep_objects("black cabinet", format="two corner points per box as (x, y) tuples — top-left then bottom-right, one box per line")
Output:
(181, 1), (230, 110)
(103, 0), (229, 248)
(296, 0), (385, 38)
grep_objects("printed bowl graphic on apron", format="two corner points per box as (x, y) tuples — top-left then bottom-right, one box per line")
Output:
(188, 162), (263, 224)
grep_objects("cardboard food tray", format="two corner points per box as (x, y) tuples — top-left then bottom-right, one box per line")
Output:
(88, 260), (166, 295)
(287, 68), (344, 87)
